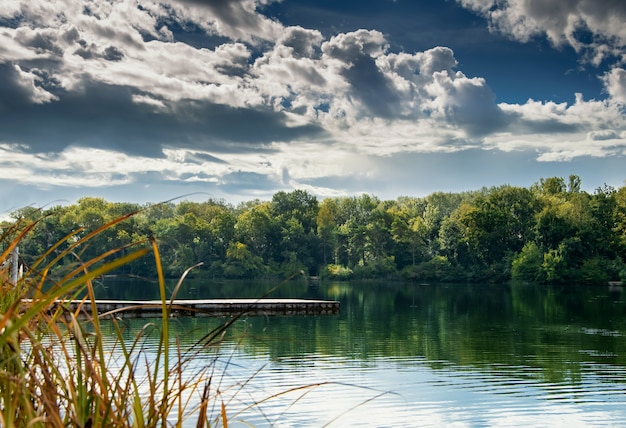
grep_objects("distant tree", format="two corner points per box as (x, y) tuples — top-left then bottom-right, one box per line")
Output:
(539, 177), (566, 195)
(568, 174), (582, 193)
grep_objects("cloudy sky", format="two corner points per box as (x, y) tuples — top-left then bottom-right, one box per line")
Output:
(1, 0), (625, 213)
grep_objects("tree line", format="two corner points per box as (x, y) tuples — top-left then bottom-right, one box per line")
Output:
(4, 175), (626, 284)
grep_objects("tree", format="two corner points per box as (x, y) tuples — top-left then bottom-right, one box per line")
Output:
(458, 186), (538, 270)
(235, 202), (279, 264)
(511, 242), (544, 282)
(335, 194), (380, 268)
(271, 190), (319, 234)
(271, 190), (321, 273)
(224, 242), (265, 278)
(568, 174), (582, 193)
(539, 177), (566, 195)
(389, 206), (426, 267)
(317, 198), (340, 265)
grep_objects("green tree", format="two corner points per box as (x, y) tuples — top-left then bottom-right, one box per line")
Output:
(539, 176), (566, 195)
(271, 190), (320, 273)
(511, 242), (544, 282)
(235, 202), (279, 264)
(389, 205), (426, 267)
(224, 242), (265, 278)
(317, 198), (340, 265)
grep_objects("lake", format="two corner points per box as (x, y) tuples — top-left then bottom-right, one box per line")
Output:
(96, 279), (626, 427)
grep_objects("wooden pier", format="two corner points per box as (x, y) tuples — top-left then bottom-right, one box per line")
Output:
(50, 298), (340, 318)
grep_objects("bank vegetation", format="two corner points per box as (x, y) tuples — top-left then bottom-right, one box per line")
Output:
(3, 175), (625, 285)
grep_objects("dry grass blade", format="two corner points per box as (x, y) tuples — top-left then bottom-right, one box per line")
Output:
(221, 400), (228, 428)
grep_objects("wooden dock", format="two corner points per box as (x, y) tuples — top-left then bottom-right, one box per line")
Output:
(51, 298), (340, 318)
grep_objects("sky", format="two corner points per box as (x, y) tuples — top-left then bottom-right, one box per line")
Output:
(1, 0), (625, 214)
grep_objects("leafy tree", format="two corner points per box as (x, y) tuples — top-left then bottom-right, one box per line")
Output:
(271, 190), (320, 273)
(568, 174), (582, 193)
(317, 198), (340, 265)
(539, 177), (566, 195)
(235, 202), (279, 264)
(6, 178), (625, 283)
(511, 242), (544, 282)
(224, 242), (265, 278)
(389, 206), (426, 267)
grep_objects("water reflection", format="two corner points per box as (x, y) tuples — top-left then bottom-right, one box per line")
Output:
(99, 279), (626, 426)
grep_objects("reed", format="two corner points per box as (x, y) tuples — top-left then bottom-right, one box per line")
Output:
(0, 209), (246, 427)
(1, 208), (378, 427)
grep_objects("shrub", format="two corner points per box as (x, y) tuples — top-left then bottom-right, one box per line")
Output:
(321, 264), (353, 280)
(511, 242), (545, 283)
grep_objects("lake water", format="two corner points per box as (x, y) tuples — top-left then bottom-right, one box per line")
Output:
(97, 279), (626, 427)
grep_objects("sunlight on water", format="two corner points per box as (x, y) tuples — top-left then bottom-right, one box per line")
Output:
(100, 325), (626, 427)
(96, 281), (626, 427)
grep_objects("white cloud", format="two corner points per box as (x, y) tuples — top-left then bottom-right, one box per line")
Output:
(588, 129), (619, 141)
(486, 92), (626, 161)
(0, 144), (238, 188)
(457, 0), (626, 65)
(169, 0), (284, 43)
(602, 67), (626, 104)
(12, 65), (59, 103)
(0, 0), (625, 205)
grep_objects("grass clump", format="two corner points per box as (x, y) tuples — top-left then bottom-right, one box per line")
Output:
(0, 209), (238, 427)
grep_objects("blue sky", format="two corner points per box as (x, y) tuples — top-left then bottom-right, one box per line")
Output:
(1, 0), (625, 213)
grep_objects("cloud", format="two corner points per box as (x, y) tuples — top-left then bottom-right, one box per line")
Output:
(0, 77), (326, 157)
(0, 62), (58, 110)
(170, 0), (283, 42)
(321, 30), (401, 118)
(602, 67), (626, 103)
(0, 0), (624, 205)
(425, 71), (508, 136)
(457, 0), (626, 65)
(588, 129), (619, 141)
(486, 92), (626, 160)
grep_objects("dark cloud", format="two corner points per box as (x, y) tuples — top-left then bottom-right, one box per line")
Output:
(103, 45), (124, 61)
(508, 117), (581, 135)
(0, 62), (35, 111)
(217, 170), (282, 194)
(589, 130), (619, 141)
(279, 26), (322, 58)
(323, 30), (399, 118)
(342, 55), (400, 118)
(0, 78), (326, 156)
(74, 43), (99, 60)
(447, 80), (509, 136)
(14, 29), (63, 55)
(63, 40), (124, 62)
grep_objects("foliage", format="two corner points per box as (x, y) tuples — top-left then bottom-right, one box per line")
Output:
(512, 242), (545, 282)
(321, 264), (354, 280)
(3, 177), (625, 284)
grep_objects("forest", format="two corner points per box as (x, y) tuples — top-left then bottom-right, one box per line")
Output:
(3, 175), (626, 284)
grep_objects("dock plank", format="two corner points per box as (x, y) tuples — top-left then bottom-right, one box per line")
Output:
(49, 298), (340, 317)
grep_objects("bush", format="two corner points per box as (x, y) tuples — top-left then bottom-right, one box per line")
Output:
(511, 242), (545, 282)
(401, 256), (461, 282)
(321, 264), (353, 280)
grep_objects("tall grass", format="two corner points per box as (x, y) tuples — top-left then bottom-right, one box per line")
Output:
(0, 210), (251, 427)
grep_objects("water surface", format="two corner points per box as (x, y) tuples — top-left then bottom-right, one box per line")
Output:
(99, 279), (626, 427)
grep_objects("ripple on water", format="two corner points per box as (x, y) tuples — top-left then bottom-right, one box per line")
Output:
(92, 317), (626, 427)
